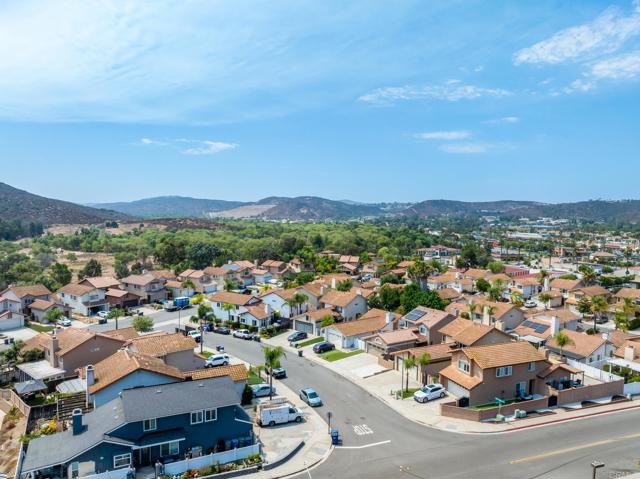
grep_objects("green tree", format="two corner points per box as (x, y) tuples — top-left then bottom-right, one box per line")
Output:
(576, 297), (592, 319)
(509, 291), (524, 307)
(187, 242), (219, 269)
(487, 261), (505, 274)
(132, 315), (154, 333)
(263, 346), (286, 400)
(590, 296), (609, 333)
(286, 292), (308, 317)
(403, 356), (416, 393)
(49, 263), (72, 288)
(336, 279), (353, 292)
(108, 307), (126, 330)
(181, 279), (196, 295)
(78, 259), (102, 280)
(223, 278), (236, 292)
(554, 331), (574, 359)
(538, 292), (552, 310)
(192, 303), (212, 354)
(475, 278), (491, 294)
(417, 352), (431, 386)
(614, 310), (630, 332)
(114, 259), (130, 280)
(42, 307), (65, 324)
(399, 284), (445, 314)
(320, 314), (335, 328)
(222, 302), (235, 322)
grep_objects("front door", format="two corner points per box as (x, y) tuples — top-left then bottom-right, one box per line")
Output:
(140, 447), (151, 466)
(516, 381), (526, 397)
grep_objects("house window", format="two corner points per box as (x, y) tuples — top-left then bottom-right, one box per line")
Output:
(458, 360), (470, 373)
(113, 453), (132, 469)
(160, 441), (179, 457)
(496, 366), (513, 377)
(190, 410), (204, 424)
(528, 362), (536, 372)
(204, 408), (217, 422)
(69, 462), (79, 479)
(143, 418), (157, 431)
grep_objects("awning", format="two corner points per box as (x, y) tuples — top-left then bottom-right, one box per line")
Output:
(134, 429), (186, 449)
(14, 379), (47, 395)
(56, 378), (87, 394)
(16, 360), (65, 381)
(608, 357), (640, 373)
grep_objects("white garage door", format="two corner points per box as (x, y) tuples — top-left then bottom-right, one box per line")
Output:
(0, 316), (24, 331)
(326, 329), (343, 347)
(294, 320), (314, 334)
(446, 380), (469, 399)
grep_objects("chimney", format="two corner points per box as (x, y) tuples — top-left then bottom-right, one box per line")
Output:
(385, 311), (393, 324)
(331, 278), (337, 289)
(72, 408), (84, 435)
(48, 333), (59, 368)
(455, 272), (461, 280)
(624, 345), (635, 361)
(550, 316), (560, 336)
(264, 303), (272, 315)
(320, 286), (326, 296)
(543, 277), (550, 292)
(356, 288), (362, 296)
(482, 306), (491, 326)
(85, 365), (95, 387)
(253, 259), (258, 267)
(601, 332), (610, 342)
(495, 321), (504, 331)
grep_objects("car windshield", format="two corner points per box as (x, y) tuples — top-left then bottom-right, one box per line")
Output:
(307, 391), (318, 398)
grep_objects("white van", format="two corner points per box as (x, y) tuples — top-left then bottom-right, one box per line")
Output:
(258, 400), (304, 427)
(205, 354), (230, 367)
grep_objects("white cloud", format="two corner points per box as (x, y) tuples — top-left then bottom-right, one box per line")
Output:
(591, 50), (640, 79)
(181, 141), (237, 156)
(484, 116), (520, 124)
(359, 82), (511, 104)
(514, 3), (640, 65)
(414, 130), (471, 140)
(139, 138), (237, 155)
(439, 143), (492, 154)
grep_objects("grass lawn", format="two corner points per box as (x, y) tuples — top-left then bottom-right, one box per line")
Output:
(199, 351), (213, 359)
(401, 388), (419, 399)
(28, 323), (54, 333)
(471, 399), (516, 411)
(297, 337), (323, 348)
(320, 349), (363, 362)
(248, 371), (263, 385)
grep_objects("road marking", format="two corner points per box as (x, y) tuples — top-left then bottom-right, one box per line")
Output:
(353, 424), (374, 436)
(510, 432), (640, 464)
(336, 440), (391, 450)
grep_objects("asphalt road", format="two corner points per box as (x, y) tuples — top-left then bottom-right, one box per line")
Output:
(92, 315), (640, 479)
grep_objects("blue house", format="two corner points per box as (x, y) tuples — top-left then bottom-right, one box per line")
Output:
(22, 376), (254, 479)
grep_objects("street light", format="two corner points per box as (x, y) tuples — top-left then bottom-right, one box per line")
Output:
(591, 460), (604, 479)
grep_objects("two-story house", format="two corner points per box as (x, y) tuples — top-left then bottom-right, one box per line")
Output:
(545, 330), (616, 364)
(208, 291), (261, 322)
(439, 319), (513, 348)
(21, 377), (255, 479)
(468, 298), (525, 332)
(178, 269), (217, 294)
(319, 289), (367, 321)
(124, 332), (203, 371)
(58, 283), (109, 317)
(325, 308), (398, 349)
(398, 306), (455, 345)
(0, 284), (52, 322)
(260, 260), (288, 278)
(258, 288), (309, 319)
(121, 274), (168, 303)
(439, 341), (549, 405)
(510, 276), (542, 299)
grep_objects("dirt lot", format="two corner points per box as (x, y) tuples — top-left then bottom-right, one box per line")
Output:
(45, 221), (165, 235)
(0, 406), (26, 478)
(57, 251), (117, 280)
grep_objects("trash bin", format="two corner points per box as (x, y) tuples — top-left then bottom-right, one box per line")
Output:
(330, 428), (340, 445)
(298, 349), (303, 358)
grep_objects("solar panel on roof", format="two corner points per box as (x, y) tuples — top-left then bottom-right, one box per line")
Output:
(405, 309), (427, 321)
(522, 320), (548, 334)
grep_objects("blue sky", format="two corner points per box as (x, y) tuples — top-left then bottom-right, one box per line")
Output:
(0, 0), (639, 204)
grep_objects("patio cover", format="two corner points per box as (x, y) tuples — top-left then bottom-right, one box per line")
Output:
(608, 357), (640, 373)
(17, 360), (65, 381)
(14, 379), (47, 395)
(56, 377), (86, 394)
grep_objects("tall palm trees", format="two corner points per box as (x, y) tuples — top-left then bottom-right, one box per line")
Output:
(222, 303), (235, 324)
(554, 331), (574, 359)
(417, 352), (431, 386)
(467, 302), (477, 320)
(107, 307), (126, 330)
(403, 356), (416, 393)
(590, 295), (609, 333)
(263, 346), (286, 400)
(286, 292), (308, 318)
(192, 303), (212, 354)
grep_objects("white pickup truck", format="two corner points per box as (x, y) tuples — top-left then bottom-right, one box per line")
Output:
(258, 400), (304, 427)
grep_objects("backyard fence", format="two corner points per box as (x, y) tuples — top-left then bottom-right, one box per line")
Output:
(163, 444), (261, 476)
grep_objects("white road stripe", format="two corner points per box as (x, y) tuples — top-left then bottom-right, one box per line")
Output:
(335, 440), (391, 450)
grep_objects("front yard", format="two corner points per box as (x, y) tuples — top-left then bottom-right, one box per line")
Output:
(297, 337), (323, 348)
(28, 323), (54, 333)
(320, 349), (363, 362)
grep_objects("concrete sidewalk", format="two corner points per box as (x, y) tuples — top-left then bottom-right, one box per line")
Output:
(261, 334), (640, 434)
(201, 345), (332, 477)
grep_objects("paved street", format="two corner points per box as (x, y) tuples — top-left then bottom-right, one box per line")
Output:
(92, 316), (640, 479)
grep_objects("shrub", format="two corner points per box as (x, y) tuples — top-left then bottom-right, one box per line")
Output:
(241, 385), (254, 405)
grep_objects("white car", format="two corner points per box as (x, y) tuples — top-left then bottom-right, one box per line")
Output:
(233, 329), (252, 339)
(251, 383), (276, 398)
(205, 354), (230, 368)
(413, 384), (446, 403)
(188, 330), (202, 342)
(56, 318), (72, 327)
(524, 300), (537, 308)
(97, 311), (109, 319)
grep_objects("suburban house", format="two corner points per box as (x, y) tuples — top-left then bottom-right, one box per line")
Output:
(417, 245), (459, 265)
(22, 328), (128, 377)
(83, 350), (185, 407)
(319, 289), (367, 321)
(613, 287), (640, 308)
(178, 269), (217, 294)
(209, 291), (261, 322)
(221, 261), (255, 286)
(121, 273), (168, 303)
(238, 304), (275, 329)
(538, 289), (564, 308)
(287, 258), (314, 274)
(105, 288), (141, 309)
(427, 272), (457, 290)
(251, 269), (272, 285)
(364, 329), (425, 358)
(298, 283), (324, 309)
(566, 285), (611, 307)
(185, 363), (249, 396)
(439, 319), (513, 348)
(292, 308), (338, 336)
(513, 315), (563, 347)
(324, 308), (397, 349)
(467, 298), (525, 332)
(392, 342), (454, 383)
(21, 377), (255, 479)
(124, 332), (203, 371)
(57, 283), (109, 317)
(260, 259), (288, 277)
(510, 276), (541, 299)
(0, 284), (52, 315)
(549, 278), (584, 298)
(78, 276), (121, 292)
(29, 299), (72, 323)
(439, 341), (549, 406)
(259, 288), (309, 319)
(545, 330), (616, 364)
(436, 288), (462, 302)
(398, 306), (455, 345)
(165, 279), (196, 298)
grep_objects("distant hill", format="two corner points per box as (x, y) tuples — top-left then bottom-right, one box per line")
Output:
(255, 196), (383, 220)
(0, 182), (131, 226)
(89, 196), (246, 219)
(401, 200), (540, 217)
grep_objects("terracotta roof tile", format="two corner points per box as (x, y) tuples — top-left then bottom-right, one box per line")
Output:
(462, 341), (545, 369)
(187, 363), (248, 382)
(126, 332), (196, 357)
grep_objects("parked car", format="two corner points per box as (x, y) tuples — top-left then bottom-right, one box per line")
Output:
(413, 384), (446, 403)
(313, 341), (335, 354)
(287, 331), (307, 342)
(205, 354), (230, 368)
(258, 401), (303, 427)
(233, 329), (252, 339)
(188, 330), (202, 343)
(251, 383), (276, 398)
(214, 326), (230, 335)
(56, 318), (72, 327)
(267, 367), (287, 379)
(524, 300), (537, 308)
(299, 388), (322, 407)
(97, 311), (109, 319)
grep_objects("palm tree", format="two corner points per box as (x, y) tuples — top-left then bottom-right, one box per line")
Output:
(554, 331), (574, 359)
(224, 278), (236, 292)
(509, 291), (524, 307)
(623, 297), (638, 319)
(613, 310), (630, 333)
(590, 295), (609, 333)
(576, 297), (592, 321)
(582, 268), (597, 286)
(286, 292), (308, 318)
(538, 269), (549, 288)
(417, 352), (431, 386)
(263, 346), (286, 400)
(181, 279), (196, 296)
(222, 303), (235, 323)
(194, 303), (212, 354)
(467, 302), (477, 320)
(403, 356), (416, 393)
(42, 307), (65, 325)
(538, 292), (552, 310)
(107, 307), (126, 330)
